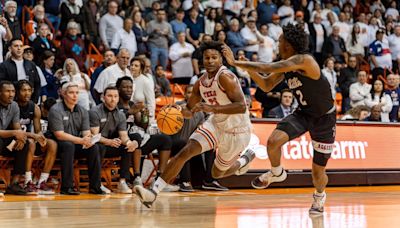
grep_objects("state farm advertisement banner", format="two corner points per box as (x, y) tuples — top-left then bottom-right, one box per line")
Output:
(247, 121), (400, 170)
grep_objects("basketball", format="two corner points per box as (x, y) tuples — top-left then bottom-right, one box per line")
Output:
(157, 106), (184, 135)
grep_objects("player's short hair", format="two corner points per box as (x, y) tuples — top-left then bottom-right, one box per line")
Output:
(116, 76), (133, 89)
(0, 81), (14, 91)
(200, 41), (224, 55)
(282, 23), (309, 54)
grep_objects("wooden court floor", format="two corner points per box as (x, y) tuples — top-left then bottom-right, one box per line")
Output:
(0, 186), (400, 228)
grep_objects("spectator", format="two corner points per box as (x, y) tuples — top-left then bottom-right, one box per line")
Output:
(99, 0), (123, 50)
(116, 76), (174, 192)
(94, 48), (132, 97)
(111, 18), (137, 58)
(322, 25), (348, 65)
(321, 11), (337, 36)
(278, 0), (294, 26)
(25, 5), (54, 43)
(346, 24), (365, 58)
(293, 11), (309, 34)
(22, 46), (48, 102)
(369, 28), (392, 80)
(223, 0), (242, 19)
(215, 30), (227, 44)
(385, 74), (400, 122)
(82, 0), (101, 47)
(385, 1), (399, 20)
(356, 13), (370, 51)
(90, 51), (116, 104)
(59, 0), (84, 35)
(0, 16), (12, 63)
(44, 0), (62, 30)
(268, 89), (294, 118)
(154, 65), (172, 96)
(167, 0), (182, 21)
(184, 7), (205, 49)
(322, 58), (337, 99)
(61, 58), (91, 110)
(48, 82), (103, 195)
(235, 50), (251, 96)
(308, 13), (326, 66)
(132, 10), (149, 57)
(89, 86), (139, 194)
(268, 14), (283, 43)
(192, 34), (212, 76)
(339, 56), (359, 113)
(205, 8), (218, 36)
(169, 32), (195, 84)
(59, 22), (87, 72)
(240, 16), (263, 59)
(40, 51), (62, 100)
(364, 105), (382, 122)
(226, 18), (247, 55)
(170, 8), (187, 42)
(145, 1), (161, 22)
(15, 80), (57, 195)
(0, 39), (41, 103)
(365, 79), (393, 122)
(129, 57), (156, 121)
(349, 71), (371, 108)
(4, 0), (21, 40)
(257, 0), (277, 25)
(31, 23), (57, 65)
(334, 12), (351, 42)
(142, 57), (158, 93)
(341, 105), (370, 121)
(0, 81), (30, 195)
(368, 17), (381, 46)
(147, 9), (173, 70)
(388, 25), (400, 73)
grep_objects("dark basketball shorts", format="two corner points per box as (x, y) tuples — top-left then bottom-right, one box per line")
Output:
(276, 110), (337, 166)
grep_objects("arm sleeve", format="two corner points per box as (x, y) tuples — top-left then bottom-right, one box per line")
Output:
(117, 112), (127, 132)
(349, 84), (365, 101)
(169, 44), (181, 61)
(99, 16), (108, 48)
(143, 79), (156, 119)
(48, 108), (64, 132)
(365, 94), (376, 108)
(381, 94), (393, 113)
(89, 109), (100, 128)
(81, 109), (90, 131)
(94, 70), (107, 93)
(11, 103), (20, 124)
(110, 31), (121, 50)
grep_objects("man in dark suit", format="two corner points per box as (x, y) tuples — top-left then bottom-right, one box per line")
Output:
(0, 39), (41, 103)
(268, 89), (294, 118)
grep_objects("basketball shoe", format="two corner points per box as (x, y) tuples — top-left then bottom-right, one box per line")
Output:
(309, 191), (326, 215)
(251, 169), (287, 189)
(235, 149), (256, 175)
(134, 185), (157, 208)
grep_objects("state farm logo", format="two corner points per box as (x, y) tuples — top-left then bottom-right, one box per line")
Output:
(247, 134), (369, 160)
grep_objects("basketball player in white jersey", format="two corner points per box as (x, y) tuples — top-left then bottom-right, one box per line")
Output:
(134, 41), (255, 208)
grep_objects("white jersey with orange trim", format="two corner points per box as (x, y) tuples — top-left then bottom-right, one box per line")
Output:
(198, 65), (251, 132)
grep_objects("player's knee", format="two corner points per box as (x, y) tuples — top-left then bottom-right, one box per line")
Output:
(267, 135), (285, 150)
(46, 140), (57, 156)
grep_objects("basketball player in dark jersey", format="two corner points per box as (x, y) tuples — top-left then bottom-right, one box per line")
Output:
(16, 80), (57, 194)
(222, 23), (336, 215)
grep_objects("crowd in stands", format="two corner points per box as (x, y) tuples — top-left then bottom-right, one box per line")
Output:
(0, 0), (400, 195)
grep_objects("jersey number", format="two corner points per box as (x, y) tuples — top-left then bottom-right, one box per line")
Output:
(208, 98), (220, 105)
(296, 90), (308, 106)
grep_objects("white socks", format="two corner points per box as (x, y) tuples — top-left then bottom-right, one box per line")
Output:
(38, 173), (49, 185)
(25, 171), (32, 185)
(271, 166), (283, 176)
(152, 177), (167, 194)
(314, 190), (326, 197)
(120, 179), (126, 184)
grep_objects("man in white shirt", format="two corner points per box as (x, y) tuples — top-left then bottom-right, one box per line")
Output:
(169, 32), (195, 84)
(0, 16), (13, 63)
(258, 24), (276, 63)
(356, 13), (369, 48)
(268, 14), (283, 43)
(333, 12), (351, 41)
(94, 49), (131, 97)
(111, 18), (137, 57)
(349, 71), (372, 107)
(240, 17), (263, 59)
(99, 1), (123, 49)
(277, 0), (294, 26)
(388, 25), (400, 73)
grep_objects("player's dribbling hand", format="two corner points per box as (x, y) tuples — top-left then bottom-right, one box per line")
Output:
(191, 103), (215, 113)
(221, 45), (236, 66)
